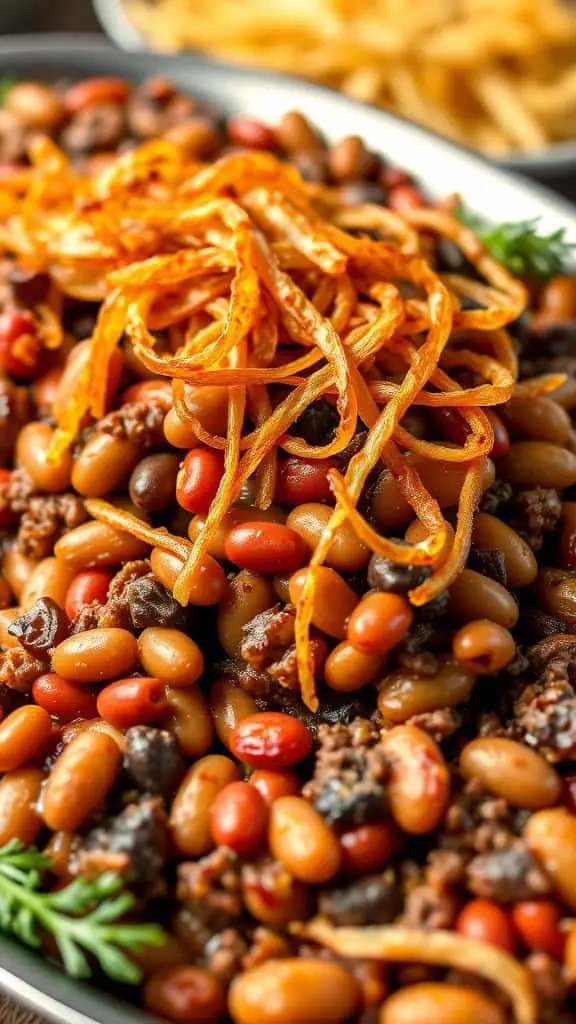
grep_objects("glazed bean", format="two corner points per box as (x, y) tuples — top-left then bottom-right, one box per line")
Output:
(230, 712), (313, 769)
(128, 453), (180, 512)
(559, 502), (576, 569)
(0, 706), (52, 771)
(447, 569), (519, 628)
(380, 983), (505, 1024)
(325, 642), (385, 692)
(55, 520), (149, 571)
(163, 408), (198, 448)
(452, 620), (515, 673)
(277, 110), (323, 153)
(287, 503), (369, 572)
(52, 628), (138, 683)
(61, 717), (125, 752)
(53, 343), (122, 422)
(249, 769), (300, 804)
(328, 135), (375, 181)
(269, 796), (341, 883)
(2, 548), (35, 602)
(378, 659), (476, 722)
(347, 593), (413, 656)
(97, 677), (166, 730)
(527, 809), (576, 910)
(64, 570), (113, 619)
(404, 519), (454, 569)
(472, 512), (537, 588)
(16, 421), (72, 493)
(229, 959), (358, 1024)
(455, 900), (516, 952)
(460, 737), (561, 808)
(64, 77), (130, 113)
(380, 726), (450, 834)
(4, 82), (64, 129)
(121, 378), (173, 406)
(273, 573), (291, 602)
(289, 566), (358, 639)
(340, 821), (401, 875)
(43, 731), (121, 831)
(225, 522), (310, 574)
(502, 396), (571, 446)
(44, 831), (77, 880)
(165, 686), (214, 758)
(138, 627), (204, 688)
(228, 116), (276, 149)
(241, 862), (311, 928)
(72, 432), (141, 497)
(537, 568), (576, 623)
(170, 754), (240, 857)
(0, 767), (44, 846)
(144, 966), (226, 1024)
(32, 673), (98, 723)
(210, 780), (268, 854)
(539, 274), (576, 321)
(21, 557), (76, 610)
(164, 118), (222, 157)
(209, 678), (258, 747)
(189, 506), (286, 561)
(498, 441), (576, 489)
(150, 547), (227, 607)
(275, 456), (335, 505)
(217, 569), (276, 657)
(372, 455), (494, 529)
(512, 901), (565, 960)
(176, 447), (224, 514)
(0, 608), (21, 648)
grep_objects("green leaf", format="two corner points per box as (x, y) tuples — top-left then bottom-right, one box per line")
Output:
(0, 78), (16, 104)
(455, 201), (576, 279)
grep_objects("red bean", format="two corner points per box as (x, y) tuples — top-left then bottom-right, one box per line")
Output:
(224, 522), (310, 574)
(249, 769), (301, 804)
(456, 900), (516, 953)
(64, 77), (130, 113)
(227, 116), (276, 150)
(388, 184), (425, 212)
(97, 677), (166, 730)
(0, 309), (38, 379)
(275, 456), (335, 504)
(210, 780), (268, 854)
(176, 448), (224, 514)
(32, 673), (98, 723)
(512, 901), (565, 960)
(230, 712), (313, 769)
(340, 821), (401, 875)
(64, 571), (113, 620)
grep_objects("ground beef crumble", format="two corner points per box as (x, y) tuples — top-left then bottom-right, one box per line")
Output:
(98, 400), (168, 448)
(303, 719), (389, 826)
(508, 486), (562, 552)
(16, 493), (87, 558)
(0, 647), (46, 692)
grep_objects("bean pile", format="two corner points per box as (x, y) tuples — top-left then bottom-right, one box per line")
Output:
(0, 73), (574, 1024)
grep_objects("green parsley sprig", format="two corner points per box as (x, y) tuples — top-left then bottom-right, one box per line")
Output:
(0, 840), (166, 983)
(0, 78), (16, 104)
(456, 202), (576, 279)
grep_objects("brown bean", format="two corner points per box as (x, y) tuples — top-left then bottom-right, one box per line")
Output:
(377, 659), (476, 722)
(16, 421), (72, 492)
(241, 863), (311, 928)
(229, 959), (359, 1024)
(549, 376), (576, 411)
(4, 82), (64, 129)
(460, 737), (561, 809)
(525, 808), (576, 910)
(165, 687), (214, 758)
(537, 568), (576, 623)
(164, 118), (222, 157)
(144, 965), (226, 1024)
(2, 548), (36, 602)
(380, 983), (505, 1024)
(217, 570), (276, 657)
(188, 506), (286, 561)
(289, 567), (358, 639)
(150, 548), (227, 607)
(452, 619), (516, 674)
(72, 432), (141, 497)
(138, 628), (204, 688)
(380, 726), (449, 834)
(502, 396), (571, 446)
(170, 754), (240, 857)
(129, 453), (180, 512)
(471, 512), (537, 588)
(0, 706), (52, 772)
(498, 441), (576, 489)
(287, 503), (369, 572)
(269, 796), (341, 883)
(372, 456), (494, 529)
(163, 409), (198, 448)
(0, 767), (44, 846)
(61, 717), (125, 752)
(52, 628), (138, 683)
(209, 678), (258, 747)
(42, 731), (121, 831)
(447, 569), (519, 628)
(560, 501), (576, 569)
(328, 136), (375, 182)
(54, 520), (149, 571)
(540, 274), (576, 321)
(0, 608), (21, 648)
(21, 557), (76, 610)
(325, 642), (385, 692)
(44, 831), (76, 880)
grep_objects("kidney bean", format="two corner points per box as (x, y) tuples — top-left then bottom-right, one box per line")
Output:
(4, 82), (64, 128)
(502, 396), (571, 446)
(230, 712), (313, 769)
(65, 77), (130, 113)
(380, 983), (505, 1024)
(64, 570), (113, 619)
(289, 566), (358, 639)
(498, 441), (576, 489)
(163, 408), (198, 448)
(176, 447), (224, 515)
(225, 522), (309, 575)
(16, 421), (72, 492)
(380, 725), (449, 834)
(447, 569), (519, 628)
(217, 569), (276, 657)
(275, 456), (335, 505)
(389, 183), (425, 212)
(209, 678), (257, 747)
(150, 547), (227, 607)
(456, 900), (516, 953)
(512, 901), (565, 959)
(120, 377), (173, 405)
(52, 627), (138, 683)
(32, 673), (98, 722)
(378, 658), (476, 722)
(42, 731), (121, 831)
(269, 796), (341, 883)
(241, 861), (311, 929)
(128, 453), (180, 512)
(452, 619), (515, 674)
(3, 548), (36, 602)
(170, 754), (240, 857)
(287, 503), (369, 572)
(53, 344), (123, 423)
(372, 455), (494, 528)
(325, 642), (385, 692)
(0, 767), (44, 846)
(165, 686), (214, 758)
(227, 116), (276, 149)
(347, 593), (413, 656)
(537, 568), (576, 623)
(21, 558), (76, 611)
(526, 808), (576, 910)
(249, 768), (300, 804)
(460, 737), (561, 809)
(143, 965), (226, 1024)
(9, 597), (70, 655)
(189, 506), (286, 561)
(72, 432), (141, 498)
(0, 705), (52, 772)
(138, 627), (204, 688)
(340, 821), (401, 875)
(55, 520), (149, 571)
(229, 959), (358, 1024)
(210, 780), (268, 854)
(97, 677), (166, 730)
(472, 512), (537, 588)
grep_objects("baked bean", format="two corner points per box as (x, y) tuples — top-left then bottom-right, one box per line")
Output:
(170, 754), (240, 857)
(0, 767), (44, 846)
(4, 82), (64, 129)
(144, 966), (226, 1024)
(55, 520), (149, 571)
(127, 453), (179, 513)
(165, 686), (214, 758)
(209, 678), (257, 747)
(61, 717), (125, 752)
(249, 769), (300, 804)
(498, 441), (576, 489)
(164, 118), (222, 157)
(44, 831), (76, 880)
(230, 712), (313, 769)
(471, 512), (537, 587)
(163, 408), (198, 448)
(539, 274), (576, 321)
(269, 796), (341, 883)
(378, 658), (476, 722)
(176, 447), (224, 514)
(537, 568), (576, 623)
(548, 375), (576, 411)
(275, 456), (335, 505)
(32, 673), (98, 722)
(347, 592), (413, 656)
(34, 367), (62, 414)
(53, 343), (123, 422)
(525, 809), (576, 910)
(217, 569), (275, 657)
(379, 983), (505, 1024)
(328, 135), (375, 181)
(225, 522), (310, 575)
(0, 705), (52, 771)
(210, 780), (268, 854)
(52, 627), (138, 683)
(16, 421), (72, 493)
(121, 378), (173, 406)
(447, 569), (519, 628)
(325, 642), (385, 692)
(273, 573), (291, 602)
(64, 77), (130, 113)
(380, 726), (449, 834)
(277, 111), (323, 153)
(64, 570), (113, 619)
(42, 731), (121, 831)
(502, 396), (571, 446)
(229, 959), (358, 1024)
(3, 548), (36, 601)
(0, 608), (21, 648)
(460, 737), (561, 809)
(188, 506), (285, 561)
(372, 455), (494, 529)
(241, 862), (311, 928)
(559, 502), (576, 569)
(289, 566), (358, 639)
(138, 627), (204, 688)
(72, 433), (141, 497)
(150, 547), (227, 606)
(97, 677), (166, 730)
(340, 821), (401, 875)
(404, 519), (455, 569)
(452, 620), (515, 674)
(455, 899), (516, 952)
(21, 557), (76, 611)
(512, 901), (565, 960)
(228, 116), (276, 149)
(287, 503), (369, 572)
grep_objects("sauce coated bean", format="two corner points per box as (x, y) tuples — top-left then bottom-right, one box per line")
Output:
(55, 520), (149, 571)
(144, 966), (226, 1024)
(97, 677), (166, 730)
(525, 808), (576, 910)
(209, 678), (258, 747)
(269, 796), (341, 883)
(498, 441), (576, 489)
(217, 569), (276, 657)
(0, 767), (44, 846)
(380, 725), (450, 834)
(380, 983), (505, 1024)
(2, 548), (36, 602)
(289, 566), (358, 639)
(471, 512), (537, 588)
(52, 628), (138, 683)
(225, 522), (310, 574)
(0, 705), (52, 771)
(372, 455), (494, 529)
(72, 433), (141, 497)
(378, 659), (476, 722)
(347, 592), (413, 656)
(170, 754), (240, 857)
(129, 453), (180, 512)
(21, 557), (76, 610)
(447, 569), (519, 628)
(4, 82), (64, 129)
(325, 642), (385, 692)
(42, 731), (121, 831)
(138, 627), (204, 688)
(188, 506), (286, 560)
(502, 396), (572, 446)
(229, 959), (358, 1024)
(287, 503), (370, 572)
(165, 686), (214, 758)
(150, 548), (227, 606)
(16, 421), (72, 492)
(460, 737), (561, 808)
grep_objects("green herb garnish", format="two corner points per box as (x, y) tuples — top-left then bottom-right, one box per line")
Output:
(0, 78), (16, 104)
(456, 202), (575, 279)
(0, 840), (165, 983)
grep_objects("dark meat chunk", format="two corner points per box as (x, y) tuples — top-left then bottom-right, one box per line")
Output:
(290, 399), (339, 447)
(8, 598), (69, 655)
(60, 103), (125, 153)
(124, 725), (185, 797)
(319, 873), (402, 926)
(204, 929), (248, 984)
(99, 400), (167, 448)
(77, 798), (168, 895)
(509, 487), (562, 553)
(517, 607), (575, 644)
(304, 719), (388, 826)
(399, 882), (458, 931)
(266, 634), (328, 691)
(0, 647), (45, 692)
(526, 953), (571, 1024)
(124, 572), (189, 631)
(466, 842), (552, 902)
(96, 560), (150, 631)
(176, 849), (243, 957)
(240, 604), (295, 668)
(467, 547), (507, 588)
(71, 601), (104, 634)
(439, 776), (529, 858)
(8, 266), (50, 306)
(16, 493), (87, 559)
(479, 479), (513, 515)
(526, 321), (576, 359)
(240, 928), (292, 972)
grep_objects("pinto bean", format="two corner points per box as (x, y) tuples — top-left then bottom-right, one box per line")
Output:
(169, 754), (240, 857)
(471, 512), (537, 588)
(380, 726), (449, 834)
(525, 808), (576, 910)
(0, 767), (44, 846)
(229, 959), (359, 1024)
(380, 983), (505, 1024)
(461, 737), (561, 809)
(377, 659), (476, 722)
(269, 796), (341, 883)
(42, 731), (121, 831)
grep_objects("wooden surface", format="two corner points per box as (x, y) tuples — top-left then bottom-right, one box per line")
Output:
(0, 994), (46, 1024)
